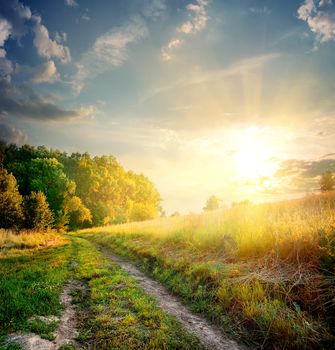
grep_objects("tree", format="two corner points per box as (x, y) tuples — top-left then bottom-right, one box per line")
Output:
(65, 196), (92, 230)
(23, 192), (53, 230)
(203, 195), (220, 211)
(320, 171), (335, 192)
(27, 158), (75, 227)
(2, 144), (163, 228)
(0, 168), (24, 229)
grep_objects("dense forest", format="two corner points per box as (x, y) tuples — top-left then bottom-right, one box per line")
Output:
(0, 142), (161, 231)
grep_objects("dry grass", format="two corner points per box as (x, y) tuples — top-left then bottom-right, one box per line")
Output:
(82, 191), (335, 268)
(79, 191), (335, 348)
(0, 229), (66, 251)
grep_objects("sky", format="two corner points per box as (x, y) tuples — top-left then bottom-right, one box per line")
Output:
(1, 0), (335, 214)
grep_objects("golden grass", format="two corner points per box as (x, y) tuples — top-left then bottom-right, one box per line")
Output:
(0, 228), (66, 251)
(78, 191), (335, 348)
(81, 191), (335, 268)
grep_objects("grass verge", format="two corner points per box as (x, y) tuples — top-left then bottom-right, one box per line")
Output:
(0, 238), (71, 345)
(70, 236), (203, 349)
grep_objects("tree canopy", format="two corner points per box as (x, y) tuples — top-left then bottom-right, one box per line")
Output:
(0, 143), (162, 231)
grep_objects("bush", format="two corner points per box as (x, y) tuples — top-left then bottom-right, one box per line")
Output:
(23, 192), (53, 230)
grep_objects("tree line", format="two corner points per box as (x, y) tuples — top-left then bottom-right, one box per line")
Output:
(0, 142), (161, 231)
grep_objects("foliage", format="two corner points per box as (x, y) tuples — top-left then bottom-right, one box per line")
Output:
(65, 196), (92, 231)
(320, 170), (335, 192)
(2, 144), (161, 229)
(203, 195), (220, 211)
(26, 158), (75, 227)
(0, 168), (24, 230)
(23, 192), (53, 231)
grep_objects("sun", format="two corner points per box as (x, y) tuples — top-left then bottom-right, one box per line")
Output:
(233, 128), (277, 180)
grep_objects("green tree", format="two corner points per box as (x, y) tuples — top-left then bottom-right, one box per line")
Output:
(203, 195), (220, 211)
(23, 192), (53, 230)
(27, 158), (75, 227)
(65, 196), (92, 230)
(320, 171), (335, 192)
(0, 168), (24, 229)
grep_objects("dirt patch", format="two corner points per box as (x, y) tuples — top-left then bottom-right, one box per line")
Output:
(98, 244), (247, 350)
(7, 279), (82, 350)
(53, 278), (79, 348)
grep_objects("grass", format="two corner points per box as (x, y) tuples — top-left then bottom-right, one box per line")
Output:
(0, 229), (66, 251)
(0, 229), (203, 349)
(0, 236), (71, 345)
(78, 191), (335, 349)
(70, 236), (203, 349)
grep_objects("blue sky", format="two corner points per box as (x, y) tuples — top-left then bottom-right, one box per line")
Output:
(1, 0), (335, 213)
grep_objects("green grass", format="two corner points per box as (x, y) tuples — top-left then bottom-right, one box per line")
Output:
(0, 242), (70, 343)
(77, 192), (335, 349)
(70, 236), (203, 349)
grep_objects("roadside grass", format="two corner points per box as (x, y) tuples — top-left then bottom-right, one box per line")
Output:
(78, 192), (335, 349)
(0, 229), (66, 252)
(70, 236), (204, 349)
(0, 237), (71, 344)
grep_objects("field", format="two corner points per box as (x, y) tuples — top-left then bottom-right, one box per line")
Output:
(79, 192), (335, 349)
(0, 230), (203, 349)
(1, 192), (335, 349)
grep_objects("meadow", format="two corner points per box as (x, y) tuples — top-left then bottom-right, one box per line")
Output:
(79, 191), (335, 349)
(0, 230), (203, 349)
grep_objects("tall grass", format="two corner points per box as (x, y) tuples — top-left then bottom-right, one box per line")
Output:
(0, 229), (65, 251)
(79, 191), (335, 348)
(82, 191), (335, 268)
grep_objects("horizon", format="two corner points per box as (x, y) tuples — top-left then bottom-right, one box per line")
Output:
(1, 0), (335, 214)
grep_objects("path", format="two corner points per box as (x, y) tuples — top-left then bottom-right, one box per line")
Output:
(97, 242), (246, 350)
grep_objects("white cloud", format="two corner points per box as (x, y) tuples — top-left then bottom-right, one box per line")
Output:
(13, 0), (32, 20)
(307, 11), (335, 42)
(55, 31), (67, 43)
(0, 57), (14, 81)
(298, 0), (315, 20)
(64, 0), (78, 7)
(32, 15), (71, 63)
(178, 0), (209, 34)
(161, 38), (183, 61)
(298, 0), (335, 45)
(32, 60), (60, 83)
(167, 38), (183, 49)
(74, 16), (148, 92)
(0, 19), (12, 57)
(161, 0), (209, 61)
(92, 17), (148, 66)
(0, 19), (13, 81)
